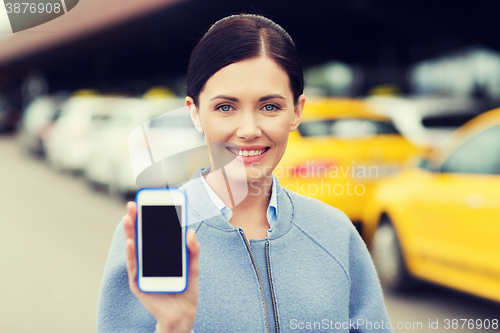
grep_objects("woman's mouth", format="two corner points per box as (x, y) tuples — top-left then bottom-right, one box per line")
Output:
(226, 147), (269, 156)
(225, 146), (270, 163)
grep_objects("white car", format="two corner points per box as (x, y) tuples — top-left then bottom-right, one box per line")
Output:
(84, 97), (206, 198)
(367, 96), (485, 147)
(129, 103), (209, 193)
(17, 95), (67, 156)
(44, 95), (120, 173)
(83, 97), (145, 189)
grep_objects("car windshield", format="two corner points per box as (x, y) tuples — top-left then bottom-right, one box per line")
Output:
(91, 114), (111, 122)
(298, 118), (400, 138)
(440, 125), (500, 175)
(149, 116), (194, 128)
(421, 113), (477, 128)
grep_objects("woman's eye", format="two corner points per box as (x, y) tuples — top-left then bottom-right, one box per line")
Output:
(217, 105), (232, 112)
(264, 104), (280, 111)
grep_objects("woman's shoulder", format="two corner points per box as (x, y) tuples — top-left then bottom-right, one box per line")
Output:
(284, 188), (351, 224)
(281, 188), (356, 241)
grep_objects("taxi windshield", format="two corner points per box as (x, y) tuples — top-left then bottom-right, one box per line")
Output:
(298, 118), (400, 138)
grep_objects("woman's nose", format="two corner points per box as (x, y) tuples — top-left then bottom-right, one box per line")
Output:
(235, 112), (262, 140)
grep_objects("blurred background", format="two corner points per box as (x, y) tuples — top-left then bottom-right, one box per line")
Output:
(1, 0), (500, 332)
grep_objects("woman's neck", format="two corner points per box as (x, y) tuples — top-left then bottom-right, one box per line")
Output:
(204, 168), (273, 235)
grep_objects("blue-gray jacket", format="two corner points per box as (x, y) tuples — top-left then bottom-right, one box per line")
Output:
(97, 167), (393, 332)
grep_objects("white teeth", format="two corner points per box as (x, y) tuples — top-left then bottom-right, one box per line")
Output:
(228, 148), (268, 156)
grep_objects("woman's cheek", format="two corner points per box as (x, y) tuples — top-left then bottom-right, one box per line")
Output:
(203, 118), (230, 140)
(266, 117), (292, 141)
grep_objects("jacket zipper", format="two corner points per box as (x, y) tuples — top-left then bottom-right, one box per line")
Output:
(265, 241), (280, 333)
(239, 229), (270, 333)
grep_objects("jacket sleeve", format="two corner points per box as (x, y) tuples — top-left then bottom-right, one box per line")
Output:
(96, 220), (157, 333)
(348, 227), (393, 333)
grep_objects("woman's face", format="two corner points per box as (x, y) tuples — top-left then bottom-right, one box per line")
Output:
(186, 56), (305, 183)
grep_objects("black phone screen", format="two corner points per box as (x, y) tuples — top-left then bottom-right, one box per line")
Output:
(141, 205), (183, 277)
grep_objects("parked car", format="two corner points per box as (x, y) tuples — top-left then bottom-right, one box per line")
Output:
(0, 96), (21, 133)
(276, 98), (424, 236)
(83, 97), (144, 190)
(367, 96), (487, 147)
(127, 100), (207, 195)
(363, 107), (500, 302)
(84, 96), (205, 197)
(17, 95), (67, 156)
(44, 95), (120, 173)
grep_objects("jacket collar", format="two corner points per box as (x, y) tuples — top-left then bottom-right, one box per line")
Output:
(179, 166), (293, 239)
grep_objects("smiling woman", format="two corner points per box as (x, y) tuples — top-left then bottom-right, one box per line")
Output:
(97, 13), (393, 333)
(186, 56), (304, 212)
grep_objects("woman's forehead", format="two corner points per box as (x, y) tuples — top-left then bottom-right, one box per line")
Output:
(200, 57), (293, 102)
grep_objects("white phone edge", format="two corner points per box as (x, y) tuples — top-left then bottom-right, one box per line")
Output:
(135, 188), (188, 293)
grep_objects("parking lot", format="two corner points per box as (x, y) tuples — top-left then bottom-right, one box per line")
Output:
(1, 135), (498, 332)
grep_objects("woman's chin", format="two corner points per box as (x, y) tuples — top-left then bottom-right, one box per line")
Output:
(222, 168), (254, 184)
(223, 163), (272, 184)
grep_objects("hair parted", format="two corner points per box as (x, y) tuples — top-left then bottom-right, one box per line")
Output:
(186, 14), (304, 106)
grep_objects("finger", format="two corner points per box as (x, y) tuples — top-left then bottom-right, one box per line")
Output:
(123, 201), (137, 241)
(123, 213), (134, 241)
(127, 201), (137, 220)
(126, 238), (140, 295)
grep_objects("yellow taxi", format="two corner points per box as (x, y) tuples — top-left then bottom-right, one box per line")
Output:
(362, 107), (500, 302)
(276, 98), (423, 235)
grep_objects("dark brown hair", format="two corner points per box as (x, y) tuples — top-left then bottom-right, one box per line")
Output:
(186, 14), (304, 106)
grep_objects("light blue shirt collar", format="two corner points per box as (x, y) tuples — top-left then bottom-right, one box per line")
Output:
(200, 168), (278, 233)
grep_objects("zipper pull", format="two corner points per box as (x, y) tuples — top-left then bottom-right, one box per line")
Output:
(239, 228), (250, 246)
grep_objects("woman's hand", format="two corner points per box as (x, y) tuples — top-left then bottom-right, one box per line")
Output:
(123, 201), (200, 333)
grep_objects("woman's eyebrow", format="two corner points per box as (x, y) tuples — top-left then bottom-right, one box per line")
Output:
(209, 94), (286, 102)
(259, 94), (286, 102)
(210, 95), (238, 102)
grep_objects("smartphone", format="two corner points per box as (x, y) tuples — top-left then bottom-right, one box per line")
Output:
(135, 188), (188, 293)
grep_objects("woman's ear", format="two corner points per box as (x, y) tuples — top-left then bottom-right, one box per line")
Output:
(290, 94), (306, 132)
(186, 96), (204, 133)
